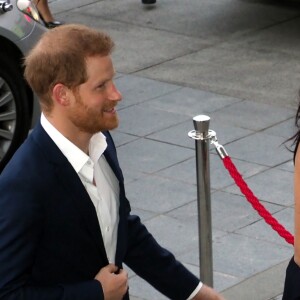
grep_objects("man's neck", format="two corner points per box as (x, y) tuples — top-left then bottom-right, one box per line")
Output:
(44, 113), (92, 154)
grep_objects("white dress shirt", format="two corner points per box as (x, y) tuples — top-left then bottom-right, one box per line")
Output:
(40, 113), (202, 298)
(41, 114), (119, 263)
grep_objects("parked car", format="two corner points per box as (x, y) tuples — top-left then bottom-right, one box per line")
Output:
(0, 0), (47, 172)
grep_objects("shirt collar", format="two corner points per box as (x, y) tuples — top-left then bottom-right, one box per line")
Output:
(89, 132), (107, 164)
(40, 113), (107, 173)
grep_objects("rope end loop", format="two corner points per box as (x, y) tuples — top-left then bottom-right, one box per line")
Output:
(210, 133), (228, 159)
(215, 144), (228, 159)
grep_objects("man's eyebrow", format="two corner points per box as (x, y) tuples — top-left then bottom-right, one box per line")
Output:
(98, 72), (116, 84)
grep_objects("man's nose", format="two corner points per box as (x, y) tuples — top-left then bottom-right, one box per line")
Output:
(108, 82), (122, 102)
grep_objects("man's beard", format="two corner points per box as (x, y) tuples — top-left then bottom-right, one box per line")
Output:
(69, 93), (119, 134)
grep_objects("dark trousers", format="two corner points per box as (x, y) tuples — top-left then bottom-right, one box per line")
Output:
(283, 257), (300, 300)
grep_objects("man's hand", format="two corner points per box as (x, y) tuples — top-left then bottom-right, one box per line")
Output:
(193, 284), (226, 300)
(95, 264), (128, 300)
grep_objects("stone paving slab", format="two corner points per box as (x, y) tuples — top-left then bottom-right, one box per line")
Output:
(278, 159), (294, 173)
(116, 138), (194, 173)
(179, 233), (292, 279)
(115, 75), (181, 109)
(224, 167), (294, 206)
(142, 86), (242, 117)
(262, 118), (296, 139)
(125, 175), (197, 214)
(166, 191), (283, 234)
(224, 132), (292, 167)
(54, 0), (300, 41)
(236, 207), (294, 247)
(209, 100), (295, 131)
(55, 12), (211, 73)
(135, 45), (300, 108)
(221, 259), (289, 300)
(222, 17), (300, 59)
(154, 153), (269, 190)
(110, 131), (140, 148)
(117, 104), (190, 136)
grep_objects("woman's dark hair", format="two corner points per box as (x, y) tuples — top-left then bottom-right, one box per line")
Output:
(287, 99), (300, 160)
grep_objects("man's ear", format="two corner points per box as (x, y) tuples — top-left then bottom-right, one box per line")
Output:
(52, 83), (70, 106)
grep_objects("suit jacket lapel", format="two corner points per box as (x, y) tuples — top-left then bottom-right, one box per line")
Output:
(102, 131), (129, 267)
(55, 163), (108, 262)
(32, 123), (108, 262)
(103, 131), (124, 183)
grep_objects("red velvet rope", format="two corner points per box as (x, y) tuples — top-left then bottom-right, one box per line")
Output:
(222, 156), (294, 245)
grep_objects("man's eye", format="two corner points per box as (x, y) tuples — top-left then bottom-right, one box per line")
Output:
(97, 82), (107, 89)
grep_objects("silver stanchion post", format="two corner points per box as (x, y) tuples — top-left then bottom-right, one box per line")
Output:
(188, 115), (213, 287)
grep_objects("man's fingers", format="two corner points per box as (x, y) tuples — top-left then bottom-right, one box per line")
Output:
(118, 268), (128, 277)
(105, 263), (118, 274)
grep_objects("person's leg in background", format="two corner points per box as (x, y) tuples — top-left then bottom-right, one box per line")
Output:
(141, 0), (156, 4)
(33, 0), (63, 29)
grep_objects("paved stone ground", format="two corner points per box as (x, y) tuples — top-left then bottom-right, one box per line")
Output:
(47, 1), (300, 299)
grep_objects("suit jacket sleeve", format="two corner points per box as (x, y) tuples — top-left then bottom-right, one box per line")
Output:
(0, 179), (103, 300)
(124, 204), (200, 300)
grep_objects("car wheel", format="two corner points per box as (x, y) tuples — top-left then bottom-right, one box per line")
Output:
(0, 55), (31, 172)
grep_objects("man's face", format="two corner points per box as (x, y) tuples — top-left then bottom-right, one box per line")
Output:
(68, 55), (122, 134)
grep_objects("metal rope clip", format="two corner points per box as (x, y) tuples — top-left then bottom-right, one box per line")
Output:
(209, 132), (228, 159)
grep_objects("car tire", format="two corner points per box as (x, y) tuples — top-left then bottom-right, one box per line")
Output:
(0, 55), (31, 172)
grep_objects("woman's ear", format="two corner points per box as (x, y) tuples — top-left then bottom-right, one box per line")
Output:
(52, 83), (70, 106)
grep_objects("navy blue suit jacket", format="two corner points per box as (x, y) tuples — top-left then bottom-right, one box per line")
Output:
(0, 122), (199, 300)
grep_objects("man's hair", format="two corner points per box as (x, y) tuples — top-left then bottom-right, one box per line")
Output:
(24, 24), (115, 112)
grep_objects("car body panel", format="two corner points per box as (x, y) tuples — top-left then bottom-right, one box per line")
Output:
(0, 0), (47, 170)
(0, 1), (41, 43)
(0, 1), (46, 127)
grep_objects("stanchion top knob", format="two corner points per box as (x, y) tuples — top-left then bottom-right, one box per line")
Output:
(193, 115), (210, 133)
